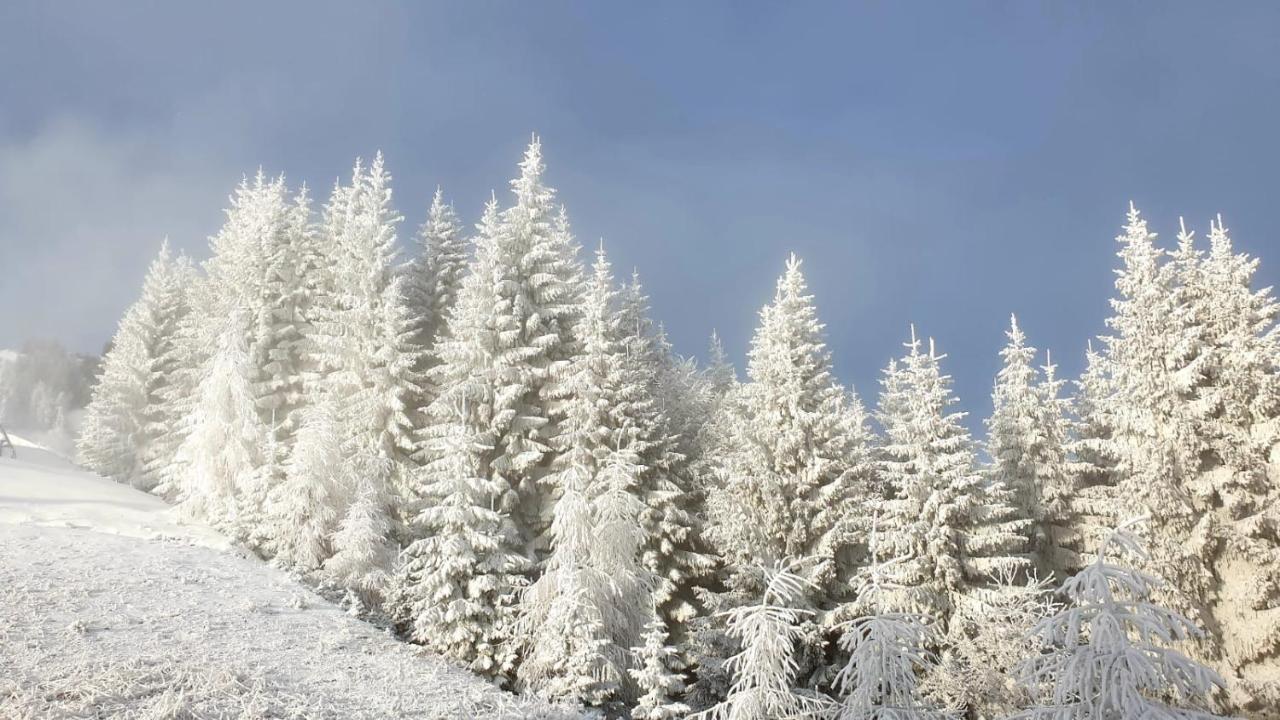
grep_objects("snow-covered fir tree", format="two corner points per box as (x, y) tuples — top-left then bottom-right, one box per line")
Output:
(78, 240), (192, 490)
(502, 150), (585, 548)
(415, 138), (582, 566)
(402, 186), (468, 356)
(1090, 204), (1213, 627)
(616, 271), (716, 627)
(389, 390), (528, 678)
(707, 254), (874, 591)
(691, 561), (827, 720)
(174, 316), (269, 530)
(1063, 339), (1123, 566)
(517, 249), (652, 708)
(325, 456), (398, 612)
(875, 328), (1027, 626)
(393, 195), (530, 679)
(705, 330), (736, 396)
(267, 396), (344, 573)
(697, 257), (875, 709)
(986, 315), (1074, 576)
(1191, 217), (1280, 707)
(833, 526), (950, 720)
(1014, 520), (1228, 720)
(308, 153), (420, 600)
(630, 616), (693, 720)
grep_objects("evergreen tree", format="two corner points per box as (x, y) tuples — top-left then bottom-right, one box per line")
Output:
(707, 255), (874, 591)
(78, 240), (191, 490)
(174, 317), (268, 531)
(617, 272), (717, 627)
(875, 328), (1027, 626)
(395, 195), (531, 679)
(517, 249), (651, 708)
(391, 394), (528, 679)
(1089, 206), (1218, 643)
(1014, 520), (1228, 720)
(691, 562), (826, 720)
(325, 458), (397, 612)
(1063, 340), (1123, 569)
(705, 330), (737, 396)
(417, 137), (582, 565)
(267, 396), (345, 574)
(309, 153), (420, 599)
(986, 315), (1074, 576)
(630, 616), (693, 720)
(833, 526), (951, 720)
(403, 186), (468, 355)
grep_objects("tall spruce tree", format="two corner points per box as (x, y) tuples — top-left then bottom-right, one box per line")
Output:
(986, 315), (1074, 576)
(305, 154), (421, 603)
(616, 272), (717, 627)
(403, 186), (468, 356)
(707, 254), (874, 590)
(79, 241), (192, 490)
(393, 196), (529, 678)
(517, 248), (652, 708)
(174, 316), (269, 531)
(876, 328), (1027, 627)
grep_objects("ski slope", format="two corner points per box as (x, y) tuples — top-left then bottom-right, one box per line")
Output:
(0, 436), (576, 719)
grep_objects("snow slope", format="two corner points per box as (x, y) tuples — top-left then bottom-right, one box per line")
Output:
(0, 437), (577, 719)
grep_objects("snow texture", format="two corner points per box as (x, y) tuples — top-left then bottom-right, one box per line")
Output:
(0, 436), (578, 719)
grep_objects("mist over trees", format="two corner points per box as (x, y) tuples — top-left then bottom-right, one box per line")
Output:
(75, 138), (1279, 718)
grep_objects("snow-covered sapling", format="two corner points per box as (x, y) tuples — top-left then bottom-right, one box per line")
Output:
(1013, 518), (1229, 720)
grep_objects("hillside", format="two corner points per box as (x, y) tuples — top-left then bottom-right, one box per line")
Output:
(0, 436), (576, 719)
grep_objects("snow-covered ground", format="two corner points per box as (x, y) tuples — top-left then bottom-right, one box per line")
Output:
(0, 436), (577, 719)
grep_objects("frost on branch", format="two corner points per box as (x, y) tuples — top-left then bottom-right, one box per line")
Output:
(1014, 518), (1228, 720)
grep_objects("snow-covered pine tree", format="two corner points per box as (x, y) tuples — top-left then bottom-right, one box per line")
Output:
(616, 272), (717, 627)
(309, 153), (421, 602)
(1062, 339), (1122, 568)
(875, 328), (1027, 627)
(402, 186), (468, 356)
(78, 240), (191, 490)
(691, 561), (828, 720)
(160, 171), (312, 544)
(325, 455), (397, 613)
(1032, 353), (1082, 576)
(1193, 215), (1280, 485)
(1013, 519), (1228, 720)
(390, 198), (531, 680)
(255, 183), (317, 440)
(139, 253), (201, 499)
(259, 180), (351, 570)
(705, 330), (737, 397)
(266, 396), (344, 574)
(146, 272), (215, 502)
(174, 315), (268, 531)
(986, 315), (1074, 576)
(517, 248), (651, 708)
(1180, 216), (1280, 709)
(414, 137), (582, 567)
(630, 616), (693, 720)
(832, 525), (950, 720)
(707, 254), (874, 592)
(1091, 205), (1217, 644)
(503, 151), (585, 549)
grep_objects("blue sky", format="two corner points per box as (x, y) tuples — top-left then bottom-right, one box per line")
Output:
(2, 2), (1277, 423)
